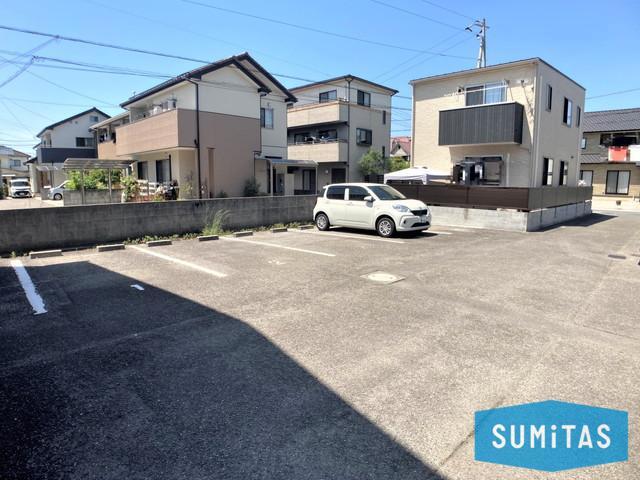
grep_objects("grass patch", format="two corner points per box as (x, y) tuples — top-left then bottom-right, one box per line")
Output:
(202, 209), (231, 236)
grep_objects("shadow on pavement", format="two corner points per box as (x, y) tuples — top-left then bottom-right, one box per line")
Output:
(0, 262), (447, 480)
(536, 212), (616, 231)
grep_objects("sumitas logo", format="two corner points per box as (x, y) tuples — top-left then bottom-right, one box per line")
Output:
(474, 401), (628, 472)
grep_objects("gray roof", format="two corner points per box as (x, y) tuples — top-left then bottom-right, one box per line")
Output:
(583, 108), (640, 133)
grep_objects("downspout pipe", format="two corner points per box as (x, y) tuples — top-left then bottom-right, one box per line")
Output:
(346, 76), (353, 182)
(187, 78), (202, 199)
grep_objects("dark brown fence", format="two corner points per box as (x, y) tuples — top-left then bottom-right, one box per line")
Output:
(390, 184), (592, 211)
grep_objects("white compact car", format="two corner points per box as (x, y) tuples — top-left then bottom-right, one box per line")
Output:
(313, 183), (431, 237)
(48, 180), (69, 200)
(9, 178), (32, 198)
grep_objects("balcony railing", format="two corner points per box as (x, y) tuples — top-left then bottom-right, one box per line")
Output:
(287, 138), (346, 146)
(439, 102), (524, 146)
(287, 100), (349, 128)
(288, 139), (348, 163)
(115, 109), (195, 156)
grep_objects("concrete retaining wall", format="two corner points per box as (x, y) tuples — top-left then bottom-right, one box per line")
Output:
(431, 201), (592, 232)
(1, 195), (316, 254)
(63, 189), (124, 206)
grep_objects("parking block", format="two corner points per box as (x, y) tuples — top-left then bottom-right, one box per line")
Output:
(29, 249), (62, 259)
(146, 239), (172, 247)
(271, 227), (288, 233)
(197, 235), (219, 242)
(97, 244), (125, 252)
(298, 225), (315, 230)
(233, 231), (253, 238)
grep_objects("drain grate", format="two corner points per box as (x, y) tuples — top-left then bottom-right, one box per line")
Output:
(361, 271), (405, 285)
(608, 254), (627, 260)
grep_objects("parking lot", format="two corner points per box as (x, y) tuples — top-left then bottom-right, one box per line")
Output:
(2, 213), (640, 480)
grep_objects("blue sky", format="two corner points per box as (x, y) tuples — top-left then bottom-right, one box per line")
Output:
(1, 0), (638, 155)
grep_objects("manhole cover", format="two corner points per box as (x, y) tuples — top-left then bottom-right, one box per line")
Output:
(361, 271), (405, 284)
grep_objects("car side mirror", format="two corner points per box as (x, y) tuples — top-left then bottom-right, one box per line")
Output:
(364, 195), (374, 203)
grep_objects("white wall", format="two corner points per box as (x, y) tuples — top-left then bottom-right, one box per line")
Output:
(261, 93), (288, 159)
(45, 111), (109, 148)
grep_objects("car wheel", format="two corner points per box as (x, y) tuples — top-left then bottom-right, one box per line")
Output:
(376, 216), (396, 237)
(53, 193), (62, 200)
(315, 212), (330, 231)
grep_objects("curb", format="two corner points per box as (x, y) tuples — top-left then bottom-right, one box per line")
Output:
(271, 227), (288, 233)
(30, 249), (62, 259)
(233, 231), (253, 238)
(97, 244), (125, 252)
(298, 225), (315, 230)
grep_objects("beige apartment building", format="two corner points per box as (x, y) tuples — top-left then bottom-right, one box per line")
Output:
(287, 75), (397, 189)
(579, 108), (640, 198)
(411, 58), (585, 188)
(94, 53), (296, 198)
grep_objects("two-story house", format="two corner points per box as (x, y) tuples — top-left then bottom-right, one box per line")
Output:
(31, 108), (110, 193)
(93, 53), (296, 198)
(390, 136), (411, 163)
(411, 58), (585, 188)
(0, 146), (30, 189)
(287, 75), (397, 190)
(580, 107), (640, 199)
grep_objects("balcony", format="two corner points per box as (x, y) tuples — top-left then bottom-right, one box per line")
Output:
(287, 100), (348, 129)
(438, 102), (524, 146)
(288, 139), (348, 163)
(115, 109), (195, 156)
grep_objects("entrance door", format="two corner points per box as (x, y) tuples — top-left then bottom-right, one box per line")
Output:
(302, 169), (316, 194)
(331, 167), (346, 183)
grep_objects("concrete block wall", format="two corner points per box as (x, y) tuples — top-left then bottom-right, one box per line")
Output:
(0, 195), (316, 254)
(63, 189), (124, 206)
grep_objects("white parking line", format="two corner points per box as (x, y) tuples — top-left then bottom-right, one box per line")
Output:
(10, 259), (47, 315)
(292, 229), (406, 244)
(130, 245), (227, 278)
(220, 236), (336, 257)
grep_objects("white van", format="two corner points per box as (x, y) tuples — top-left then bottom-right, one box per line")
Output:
(313, 183), (431, 237)
(9, 178), (32, 198)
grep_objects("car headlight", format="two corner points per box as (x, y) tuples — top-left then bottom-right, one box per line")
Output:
(392, 204), (410, 213)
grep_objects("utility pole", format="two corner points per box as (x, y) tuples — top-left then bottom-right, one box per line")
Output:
(467, 19), (488, 68)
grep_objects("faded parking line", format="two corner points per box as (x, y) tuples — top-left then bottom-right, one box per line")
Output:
(130, 245), (227, 278)
(292, 229), (406, 244)
(10, 259), (47, 315)
(220, 236), (336, 257)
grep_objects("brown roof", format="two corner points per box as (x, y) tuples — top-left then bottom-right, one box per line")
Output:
(583, 107), (640, 133)
(390, 136), (411, 155)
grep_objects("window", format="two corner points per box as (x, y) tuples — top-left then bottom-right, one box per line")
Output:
(465, 82), (506, 106)
(348, 186), (369, 201)
(562, 98), (573, 126)
(580, 170), (593, 186)
(137, 161), (148, 180)
(75, 137), (95, 147)
(599, 132), (638, 147)
(302, 169), (315, 191)
(581, 137), (587, 149)
(546, 84), (553, 111)
(155, 159), (171, 184)
(558, 160), (568, 186)
(369, 185), (406, 200)
(356, 128), (372, 145)
(260, 107), (274, 129)
(357, 90), (371, 107)
(318, 129), (337, 140)
(319, 90), (337, 103)
(382, 110), (387, 124)
(542, 157), (554, 186)
(382, 146), (386, 157)
(326, 185), (346, 199)
(10, 159), (22, 167)
(90, 115), (99, 122)
(606, 171), (630, 195)
(576, 106), (581, 127)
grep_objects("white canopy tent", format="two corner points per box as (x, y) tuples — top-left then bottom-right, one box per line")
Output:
(383, 166), (451, 185)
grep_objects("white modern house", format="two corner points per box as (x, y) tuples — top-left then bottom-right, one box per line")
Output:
(30, 107), (110, 193)
(0, 146), (30, 190)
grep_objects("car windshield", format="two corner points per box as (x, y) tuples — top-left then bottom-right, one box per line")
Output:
(12, 181), (29, 187)
(369, 185), (406, 201)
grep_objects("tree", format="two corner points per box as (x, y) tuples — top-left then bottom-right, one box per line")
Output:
(388, 156), (410, 172)
(66, 169), (122, 190)
(358, 149), (389, 176)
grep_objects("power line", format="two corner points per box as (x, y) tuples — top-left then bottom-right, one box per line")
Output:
(85, 0), (332, 77)
(417, 0), (476, 21)
(587, 87), (640, 100)
(0, 99), (35, 137)
(369, 0), (463, 30)
(0, 38), (57, 71)
(180, 0), (474, 58)
(0, 96), (117, 108)
(0, 58), (34, 89)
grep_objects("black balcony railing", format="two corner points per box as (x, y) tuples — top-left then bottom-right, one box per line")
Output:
(439, 102), (524, 146)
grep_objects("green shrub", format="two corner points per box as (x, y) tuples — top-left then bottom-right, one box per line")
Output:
(358, 148), (389, 176)
(121, 176), (140, 202)
(243, 177), (261, 197)
(202, 209), (230, 236)
(67, 169), (122, 190)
